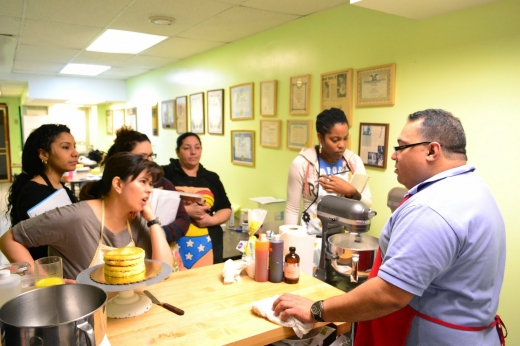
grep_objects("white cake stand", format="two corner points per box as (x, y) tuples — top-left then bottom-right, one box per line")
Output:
(77, 260), (171, 319)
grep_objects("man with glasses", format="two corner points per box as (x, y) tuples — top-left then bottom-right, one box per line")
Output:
(273, 109), (506, 345)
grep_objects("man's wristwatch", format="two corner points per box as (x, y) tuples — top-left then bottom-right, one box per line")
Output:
(147, 217), (161, 227)
(310, 300), (325, 322)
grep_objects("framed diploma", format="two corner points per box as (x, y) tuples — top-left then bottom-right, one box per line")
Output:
(151, 103), (159, 136)
(113, 109), (125, 134)
(260, 120), (281, 148)
(356, 63), (396, 107)
(230, 82), (254, 120)
(106, 110), (113, 135)
(189, 92), (205, 134)
(207, 89), (224, 135)
(175, 96), (188, 134)
(321, 68), (353, 127)
(161, 99), (175, 129)
(231, 130), (255, 166)
(125, 107), (137, 130)
(290, 74), (311, 115)
(287, 120), (312, 150)
(358, 123), (389, 168)
(260, 80), (277, 116)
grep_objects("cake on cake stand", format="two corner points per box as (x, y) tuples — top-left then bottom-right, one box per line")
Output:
(77, 260), (171, 319)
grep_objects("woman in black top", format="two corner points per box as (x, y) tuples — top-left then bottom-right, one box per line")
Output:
(6, 124), (79, 260)
(162, 132), (231, 267)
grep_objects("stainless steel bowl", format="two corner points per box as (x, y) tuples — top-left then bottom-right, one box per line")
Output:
(0, 284), (107, 346)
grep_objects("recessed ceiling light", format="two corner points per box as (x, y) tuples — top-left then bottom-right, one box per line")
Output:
(149, 16), (175, 25)
(87, 29), (168, 54)
(60, 63), (111, 76)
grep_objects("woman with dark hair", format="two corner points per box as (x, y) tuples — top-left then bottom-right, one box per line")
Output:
(162, 132), (231, 268)
(0, 152), (173, 280)
(285, 108), (372, 235)
(5, 124), (79, 260)
(101, 126), (190, 271)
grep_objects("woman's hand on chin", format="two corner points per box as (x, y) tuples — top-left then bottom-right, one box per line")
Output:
(140, 202), (156, 222)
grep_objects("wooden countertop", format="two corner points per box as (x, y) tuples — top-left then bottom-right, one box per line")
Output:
(106, 262), (350, 345)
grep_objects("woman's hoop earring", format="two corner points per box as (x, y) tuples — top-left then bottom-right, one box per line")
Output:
(319, 143), (322, 154)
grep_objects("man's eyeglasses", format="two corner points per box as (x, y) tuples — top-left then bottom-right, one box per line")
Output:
(142, 153), (157, 160)
(393, 142), (431, 152)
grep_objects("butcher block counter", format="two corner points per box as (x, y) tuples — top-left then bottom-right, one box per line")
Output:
(106, 262), (350, 345)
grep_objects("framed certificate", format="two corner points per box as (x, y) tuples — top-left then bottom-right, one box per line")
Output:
(260, 120), (281, 148)
(287, 120), (312, 150)
(161, 99), (175, 129)
(321, 68), (353, 127)
(106, 110), (113, 135)
(189, 92), (204, 134)
(207, 89), (224, 135)
(356, 63), (396, 107)
(230, 82), (254, 120)
(151, 103), (159, 136)
(175, 96), (188, 134)
(358, 123), (389, 168)
(260, 80), (277, 116)
(231, 130), (255, 166)
(290, 74), (311, 115)
(125, 107), (137, 130)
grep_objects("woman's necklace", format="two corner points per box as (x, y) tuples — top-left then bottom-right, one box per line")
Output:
(101, 199), (131, 237)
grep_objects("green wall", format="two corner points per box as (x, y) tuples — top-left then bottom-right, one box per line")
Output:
(124, 0), (520, 338)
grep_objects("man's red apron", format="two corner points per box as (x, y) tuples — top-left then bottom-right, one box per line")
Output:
(353, 195), (507, 345)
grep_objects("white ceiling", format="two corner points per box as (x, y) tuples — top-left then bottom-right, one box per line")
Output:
(0, 0), (499, 100)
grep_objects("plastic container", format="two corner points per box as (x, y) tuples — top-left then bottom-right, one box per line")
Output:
(254, 234), (269, 282)
(0, 269), (21, 308)
(269, 234), (284, 283)
(284, 246), (300, 284)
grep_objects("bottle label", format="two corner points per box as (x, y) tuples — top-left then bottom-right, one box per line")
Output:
(285, 263), (299, 279)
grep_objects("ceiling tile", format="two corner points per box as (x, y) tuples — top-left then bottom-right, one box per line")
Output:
(20, 19), (103, 49)
(13, 60), (65, 74)
(110, 0), (234, 36)
(25, 0), (133, 27)
(0, 16), (21, 36)
(99, 67), (152, 79)
(142, 37), (226, 59)
(0, 0), (25, 17)
(242, 0), (350, 16)
(179, 6), (299, 42)
(118, 55), (179, 69)
(16, 44), (81, 64)
(72, 51), (134, 66)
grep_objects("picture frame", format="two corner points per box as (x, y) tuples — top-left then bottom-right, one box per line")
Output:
(231, 130), (255, 167)
(356, 63), (396, 107)
(290, 74), (311, 115)
(287, 119), (313, 150)
(321, 68), (353, 128)
(151, 103), (159, 136)
(161, 99), (175, 129)
(260, 80), (277, 116)
(260, 120), (281, 148)
(125, 107), (137, 130)
(189, 92), (205, 134)
(106, 110), (113, 135)
(175, 96), (188, 134)
(230, 82), (254, 120)
(207, 89), (224, 135)
(358, 123), (389, 169)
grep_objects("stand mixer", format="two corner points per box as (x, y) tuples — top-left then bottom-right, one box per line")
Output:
(314, 195), (377, 282)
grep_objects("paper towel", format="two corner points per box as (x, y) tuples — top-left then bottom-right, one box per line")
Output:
(279, 225), (316, 275)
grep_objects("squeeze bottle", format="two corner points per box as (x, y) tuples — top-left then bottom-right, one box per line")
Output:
(254, 234), (269, 282)
(269, 234), (284, 283)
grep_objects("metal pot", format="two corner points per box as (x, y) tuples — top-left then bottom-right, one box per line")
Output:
(0, 284), (107, 346)
(327, 233), (379, 278)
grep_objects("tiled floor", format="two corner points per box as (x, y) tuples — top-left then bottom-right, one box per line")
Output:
(0, 182), (11, 264)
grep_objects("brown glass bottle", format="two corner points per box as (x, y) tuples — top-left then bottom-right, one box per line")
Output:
(284, 246), (300, 284)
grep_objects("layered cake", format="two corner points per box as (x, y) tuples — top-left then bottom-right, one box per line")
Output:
(103, 247), (146, 283)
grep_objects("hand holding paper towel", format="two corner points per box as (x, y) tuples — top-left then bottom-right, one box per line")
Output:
(279, 225), (316, 276)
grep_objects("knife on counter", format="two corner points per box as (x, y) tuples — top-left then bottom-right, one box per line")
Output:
(144, 290), (185, 315)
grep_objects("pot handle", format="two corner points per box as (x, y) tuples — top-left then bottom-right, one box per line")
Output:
(324, 243), (338, 260)
(77, 319), (95, 346)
